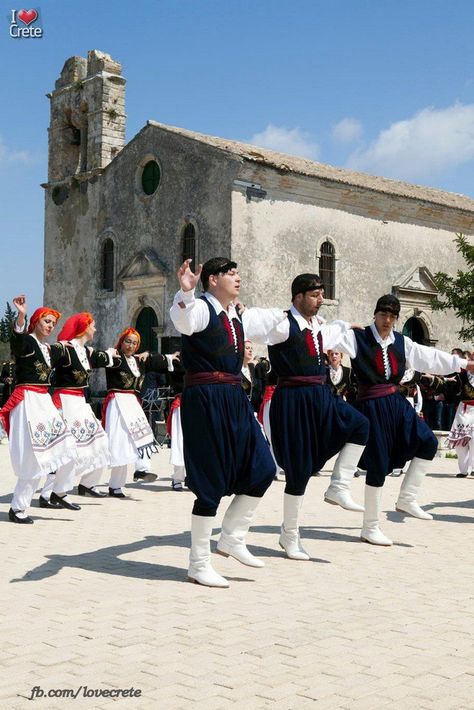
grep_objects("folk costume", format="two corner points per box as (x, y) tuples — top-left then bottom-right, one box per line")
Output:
(0, 359), (15, 408)
(261, 281), (369, 560)
(170, 260), (284, 588)
(326, 363), (355, 401)
(103, 328), (172, 496)
(257, 367), (283, 477)
(166, 358), (186, 490)
(448, 368), (474, 476)
(52, 313), (114, 506)
(337, 296), (469, 546)
(1, 310), (77, 522)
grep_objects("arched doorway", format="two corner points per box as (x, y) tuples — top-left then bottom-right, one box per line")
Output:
(402, 317), (426, 344)
(135, 307), (158, 353)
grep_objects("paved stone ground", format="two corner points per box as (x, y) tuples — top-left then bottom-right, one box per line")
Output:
(0, 440), (473, 710)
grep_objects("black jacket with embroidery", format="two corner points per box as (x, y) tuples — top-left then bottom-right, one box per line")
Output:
(11, 331), (65, 387)
(53, 343), (111, 390)
(105, 353), (169, 396)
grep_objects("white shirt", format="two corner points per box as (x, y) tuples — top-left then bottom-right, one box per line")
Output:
(335, 323), (468, 379)
(170, 290), (350, 348)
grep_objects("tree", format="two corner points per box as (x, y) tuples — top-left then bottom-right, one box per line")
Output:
(0, 302), (16, 342)
(432, 233), (474, 342)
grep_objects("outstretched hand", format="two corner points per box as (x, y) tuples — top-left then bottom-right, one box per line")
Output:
(13, 294), (27, 316)
(136, 351), (150, 362)
(177, 259), (202, 292)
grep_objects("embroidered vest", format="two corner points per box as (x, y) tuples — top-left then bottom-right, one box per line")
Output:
(54, 344), (110, 389)
(268, 311), (326, 377)
(181, 297), (244, 375)
(11, 331), (64, 386)
(351, 327), (405, 385)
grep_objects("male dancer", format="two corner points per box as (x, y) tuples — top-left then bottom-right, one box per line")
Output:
(337, 294), (474, 545)
(258, 274), (369, 560)
(170, 258), (285, 587)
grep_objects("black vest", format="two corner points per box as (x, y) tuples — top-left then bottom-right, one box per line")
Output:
(105, 353), (168, 395)
(11, 331), (65, 387)
(53, 343), (110, 389)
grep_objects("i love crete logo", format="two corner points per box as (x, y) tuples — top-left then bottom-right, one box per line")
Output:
(9, 8), (43, 38)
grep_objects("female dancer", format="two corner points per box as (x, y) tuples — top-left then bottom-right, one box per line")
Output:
(50, 312), (116, 508)
(1, 295), (76, 523)
(103, 327), (173, 497)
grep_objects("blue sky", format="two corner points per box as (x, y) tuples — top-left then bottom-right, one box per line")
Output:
(1, 0), (474, 313)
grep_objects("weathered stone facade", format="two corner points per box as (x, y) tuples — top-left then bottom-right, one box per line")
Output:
(44, 50), (474, 356)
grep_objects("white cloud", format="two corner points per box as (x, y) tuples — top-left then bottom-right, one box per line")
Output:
(248, 124), (319, 160)
(347, 103), (474, 180)
(0, 137), (32, 166)
(332, 117), (362, 144)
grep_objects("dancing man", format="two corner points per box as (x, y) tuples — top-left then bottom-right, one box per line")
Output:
(338, 294), (474, 545)
(170, 258), (285, 587)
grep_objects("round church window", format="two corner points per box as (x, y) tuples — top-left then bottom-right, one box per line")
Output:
(141, 160), (160, 195)
(52, 184), (69, 205)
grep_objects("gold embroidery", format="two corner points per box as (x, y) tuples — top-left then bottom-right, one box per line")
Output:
(34, 360), (50, 382)
(120, 372), (135, 389)
(72, 369), (88, 385)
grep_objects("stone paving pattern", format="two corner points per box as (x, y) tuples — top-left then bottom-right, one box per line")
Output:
(0, 441), (473, 709)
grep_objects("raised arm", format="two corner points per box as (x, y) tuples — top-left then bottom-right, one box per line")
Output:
(169, 260), (210, 336)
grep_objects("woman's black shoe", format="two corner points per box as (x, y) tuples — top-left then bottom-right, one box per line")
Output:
(77, 484), (107, 497)
(9, 508), (34, 524)
(133, 471), (158, 482)
(109, 487), (126, 498)
(50, 492), (81, 510)
(456, 473), (468, 478)
(39, 496), (61, 509)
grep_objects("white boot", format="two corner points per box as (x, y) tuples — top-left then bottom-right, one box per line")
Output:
(395, 457), (433, 520)
(279, 493), (310, 560)
(188, 515), (229, 587)
(361, 485), (392, 546)
(216, 495), (264, 567)
(324, 443), (365, 511)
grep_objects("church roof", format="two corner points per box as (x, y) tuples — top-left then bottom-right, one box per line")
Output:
(146, 120), (474, 214)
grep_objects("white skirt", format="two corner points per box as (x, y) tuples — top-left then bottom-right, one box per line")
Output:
(170, 406), (184, 467)
(9, 391), (77, 480)
(448, 401), (474, 448)
(105, 395), (153, 468)
(59, 392), (110, 473)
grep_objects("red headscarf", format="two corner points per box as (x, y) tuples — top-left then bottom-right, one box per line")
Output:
(28, 307), (62, 334)
(57, 312), (94, 342)
(116, 327), (141, 352)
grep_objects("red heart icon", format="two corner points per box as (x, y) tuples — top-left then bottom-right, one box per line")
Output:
(18, 9), (38, 25)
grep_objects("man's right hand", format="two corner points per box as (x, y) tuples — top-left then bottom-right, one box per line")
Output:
(177, 259), (202, 292)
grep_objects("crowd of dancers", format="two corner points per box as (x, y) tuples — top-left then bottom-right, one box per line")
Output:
(1, 257), (473, 588)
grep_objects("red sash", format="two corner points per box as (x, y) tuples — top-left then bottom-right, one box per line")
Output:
(356, 383), (399, 402)
(277, 375), (326, 387)
(51, 388), (84, 410)
(258, 385), (276, 425)
(166, 394), (181, 436)
(0, 385), (49, 434)
(184, 371), (241, 387)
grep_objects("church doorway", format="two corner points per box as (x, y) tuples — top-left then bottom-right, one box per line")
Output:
(402, 317), (426, 344)
(135, 307), (158, 353)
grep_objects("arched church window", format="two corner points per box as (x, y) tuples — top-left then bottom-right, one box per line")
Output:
(141, 160), (160, 195)
(182, 223), (196, 269)
(319, 241), (335, 300)
(101, 238), (114, 291)
(135, 307), (158, 353)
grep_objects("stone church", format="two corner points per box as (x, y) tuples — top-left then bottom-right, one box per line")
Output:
(43, 50), (474, 355)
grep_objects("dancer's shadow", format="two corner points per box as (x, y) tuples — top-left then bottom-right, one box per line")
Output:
(10, 533), (256, 584)
(10, 534), (188, 584)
